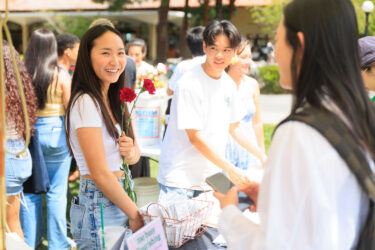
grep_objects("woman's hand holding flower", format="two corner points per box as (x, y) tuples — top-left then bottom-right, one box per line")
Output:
(117, 133), (135, 158)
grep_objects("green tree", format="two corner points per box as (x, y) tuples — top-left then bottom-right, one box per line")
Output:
(248, 0), (290, 37)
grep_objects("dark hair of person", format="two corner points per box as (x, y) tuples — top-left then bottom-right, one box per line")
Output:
(203, 20), (241, 49)
(65, 25), (134, 153)
(284, 0), (375, 158)
(24, 28), (58, 109)
(56, 33), (80, 57)
(3, 40), (37, 138)
(225, 39), (250, 72)
(186, 26), (205, 57)
(126, 38), (147, 54)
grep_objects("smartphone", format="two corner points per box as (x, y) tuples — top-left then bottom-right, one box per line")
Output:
(206, 172), (254, 211)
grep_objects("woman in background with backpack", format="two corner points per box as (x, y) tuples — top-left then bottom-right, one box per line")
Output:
(215, 0), (375, 249)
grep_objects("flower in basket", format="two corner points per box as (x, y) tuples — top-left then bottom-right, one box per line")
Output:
(119, 79), (156, 202)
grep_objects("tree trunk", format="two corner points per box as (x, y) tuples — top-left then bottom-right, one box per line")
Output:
(228, 0), (236, 20)
(203, 0), (210, 25)
(157, 0), (170, 63)
(180, 0), (190, 59)
(216, 0), (223, 20)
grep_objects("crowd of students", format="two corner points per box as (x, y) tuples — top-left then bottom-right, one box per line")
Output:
(3, 0), (375, 249)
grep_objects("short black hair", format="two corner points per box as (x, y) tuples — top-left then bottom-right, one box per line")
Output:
(203, 20), (241, 49)
(126, 38), (147, 54)
(56, 33), (80, 57)
(186, 26), (205, 56)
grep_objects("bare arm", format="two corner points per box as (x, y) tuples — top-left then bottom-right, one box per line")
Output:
(186, 129), (249, 187)
(58, 71), (72, 109)
(251, 81), (265, 152)
(76, 127), (143, 231)
(229, 122), (266, 166)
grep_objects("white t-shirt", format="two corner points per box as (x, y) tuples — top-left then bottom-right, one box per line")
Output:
(69, 94), (123, 175)
(157, 65), (244, 189)
(168, 55), (206, 92)
(219, 121), (371, 250)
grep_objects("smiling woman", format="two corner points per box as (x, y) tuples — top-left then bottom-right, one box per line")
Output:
(65, 25), (143, 250)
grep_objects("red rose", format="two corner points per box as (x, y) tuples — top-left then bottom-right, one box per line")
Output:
(120, 88), (136, 103)
(143, 78), (156, 95)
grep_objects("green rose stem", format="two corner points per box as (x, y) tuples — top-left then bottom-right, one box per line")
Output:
(120, 88), (145, 203)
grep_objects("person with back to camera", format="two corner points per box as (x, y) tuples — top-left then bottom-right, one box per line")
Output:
(214, 0), (375, 249)
(20, 29), (74, 249)
(157, 20), (266, 199)
(167, 26), (206, 96)
(3, 40), (37, 241)
(225, 39), (265, 171)
(65, 25), (143, 249)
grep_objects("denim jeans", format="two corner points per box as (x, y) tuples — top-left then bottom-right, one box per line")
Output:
(5, 139), (32, 196)
(20, 116), (72, 249)
(70, 177), (132, 250)
(158, 183), (203, 200)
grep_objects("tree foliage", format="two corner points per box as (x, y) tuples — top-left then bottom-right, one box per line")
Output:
(248, 0), (375, 37)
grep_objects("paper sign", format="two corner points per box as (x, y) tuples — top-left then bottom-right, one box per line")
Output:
(126, 218), (168, 250)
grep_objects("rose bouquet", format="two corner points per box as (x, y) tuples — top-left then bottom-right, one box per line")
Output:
(119, 79), (156, 202)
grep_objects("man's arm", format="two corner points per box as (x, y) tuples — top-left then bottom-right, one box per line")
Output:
(186, 129), (249, 187)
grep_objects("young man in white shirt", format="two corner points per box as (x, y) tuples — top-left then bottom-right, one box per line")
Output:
(158, 20), (266, 198)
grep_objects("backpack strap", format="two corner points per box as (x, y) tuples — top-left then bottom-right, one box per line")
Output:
(276, 106), (375, 202)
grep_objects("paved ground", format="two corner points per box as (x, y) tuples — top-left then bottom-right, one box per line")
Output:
(260, 94), (293, 124)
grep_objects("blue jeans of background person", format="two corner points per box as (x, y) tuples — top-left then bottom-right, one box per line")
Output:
(5, 139), (32, 196)
(70, 177), (132, 250)
(20, 116), (72, 249)
(158, 183), (203, 200)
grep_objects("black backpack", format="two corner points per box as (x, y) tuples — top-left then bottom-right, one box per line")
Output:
(276, 106), (375, 250)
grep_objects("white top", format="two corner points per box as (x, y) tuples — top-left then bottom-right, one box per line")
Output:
(168, 55), (206, 92)
(157, 65), (244, 190)
(219, 121), (371, 250)
(137, 61), (155, 76)
(69, 94), (123, 175)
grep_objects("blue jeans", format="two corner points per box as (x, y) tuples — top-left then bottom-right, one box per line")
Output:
(158, 183), (203, 200)
(70, 177), (132, 250)
(5, 139), (32, 196)
(20, 116), (72, 249)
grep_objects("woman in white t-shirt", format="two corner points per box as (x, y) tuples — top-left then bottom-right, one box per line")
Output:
(65, 25), (143, 249)
(215, 0), (375, 249)
(225, 39), (265, 170)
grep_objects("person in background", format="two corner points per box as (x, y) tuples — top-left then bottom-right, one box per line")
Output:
(225, 39), (265, 171)
(66, 25), (143, 249)
(167, 26), (206, 96)
(127, 38), (154, 85)
(56, 33), (81, 183)
(359, 36), (375, 97)
(56, 33), (80, 78)
(89, 19), (137, 90)
(158, 20), (266, 200)
(3, 40), (37, 240)
(215, 0), (375, 248)
(20, 29), (74, 249)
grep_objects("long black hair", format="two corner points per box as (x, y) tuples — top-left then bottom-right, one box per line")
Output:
(65, 25), (133, 152)
(24, 29), (58, 109)
(284, 0), (375, 158)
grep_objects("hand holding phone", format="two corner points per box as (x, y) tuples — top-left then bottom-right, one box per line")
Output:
(206, 173), (254, 211)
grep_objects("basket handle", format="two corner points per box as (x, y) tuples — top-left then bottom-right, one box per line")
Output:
(146, 202), (171, 219)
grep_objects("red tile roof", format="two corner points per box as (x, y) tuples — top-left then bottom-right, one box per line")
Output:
(2, 0), (270, 12)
